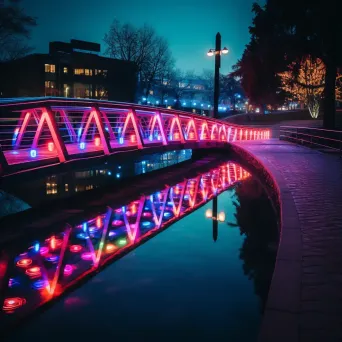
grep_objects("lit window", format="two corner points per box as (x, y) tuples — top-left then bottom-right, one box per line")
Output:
(149, 90), (153, 95)
(74, 68), (85, 75)
(45, 81), (56, 88)
(103, 70), (108, 77)
(65, 184), (69, 192)
(45, 64), (56, 73)
(85, 69), (92, 76)
(63, 67), (68, 73)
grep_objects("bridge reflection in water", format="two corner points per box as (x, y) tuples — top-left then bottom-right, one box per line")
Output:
(0, 162), (249, 329)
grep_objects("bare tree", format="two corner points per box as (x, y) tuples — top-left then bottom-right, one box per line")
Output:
(104, 20), (174, 99)
(169, 69), (196, 108)
(0, 0), (36, 61)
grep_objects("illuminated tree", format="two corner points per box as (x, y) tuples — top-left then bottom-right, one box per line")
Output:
(279, 57), (342, 119)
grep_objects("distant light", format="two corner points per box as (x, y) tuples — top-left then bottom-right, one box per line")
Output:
(116, 173), (120, 178)
(30, 149), (37, 158)
(222, 47), (229, 54)
(108, 171), (112, 175)
(156, 101), (159, 104)
(118, 165), (121, 169)
(208, 105), (211, 108)
(83, 222), (87, 232)
(80, 142), (86, 150)
(183, 102), (186, 106)
(105, 126), (109, 131)
(147, 101), (150, 104)
(218, 211), (226, 222)
(193, 103), (196, 106)
(174, 99), (177, 102)
(201, 104), (204, 107)
(165, 100), (168, 103)
(205, 208), (213, 218)
(149, 135), (153, 141)
(142, 97), (146, 101)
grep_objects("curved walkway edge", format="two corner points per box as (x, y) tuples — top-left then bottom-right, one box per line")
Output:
(231, 139), (342, 342)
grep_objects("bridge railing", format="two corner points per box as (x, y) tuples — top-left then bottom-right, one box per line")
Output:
(0, 98), (270, 175)
(280, 125), (342, 155)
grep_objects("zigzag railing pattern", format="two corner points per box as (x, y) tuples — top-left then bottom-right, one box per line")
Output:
(0, 98), (270, 176)
(0, 161), (249, 329)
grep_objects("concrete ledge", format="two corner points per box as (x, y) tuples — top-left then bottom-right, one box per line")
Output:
(230, 143), (301, 342)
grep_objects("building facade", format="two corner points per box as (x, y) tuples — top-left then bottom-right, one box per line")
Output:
(0, 39), (137, 102)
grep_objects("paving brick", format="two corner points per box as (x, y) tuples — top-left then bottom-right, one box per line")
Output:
(233, 139), (342, 342)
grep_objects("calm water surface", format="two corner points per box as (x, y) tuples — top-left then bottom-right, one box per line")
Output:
(3, 162), (278, 342)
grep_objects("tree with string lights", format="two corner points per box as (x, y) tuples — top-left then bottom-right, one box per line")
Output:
(279, 56), (342, 119)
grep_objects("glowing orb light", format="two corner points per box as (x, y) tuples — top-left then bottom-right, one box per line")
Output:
(32, 280), (49, 290)
(112, 219), (123, 227)
(3, 297), (26, 312)
(25, 266), (42, 278)
(105, 244), (117, 253)
(50, 237), (62, 250)
(130, 134), (136, 143)
(30, 149), (37, 158)
(143, 212), (152, 218)
(96, 216), (102, 228)
(81, 252), (93, 261)
(117, 238), (127, 247)
(70, 245), (82, 253)
(46, 255), (59, 263)
(63, 264), (73, 276)
(48, 142), (55, 152)
(16, 258), (32, 268)
(80, 142), (86, 150)
(39, 247), (49, 256)
(94, 137), (101, 147)
(108, 231), (116, 237)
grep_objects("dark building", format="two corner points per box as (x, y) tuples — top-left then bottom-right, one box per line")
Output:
(0, 39), (137, 102)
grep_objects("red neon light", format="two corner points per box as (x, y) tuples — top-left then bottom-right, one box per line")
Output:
(3, 297), (26, 311)
(130, 134), (136, 143)
(48, 142), (55, 152)
(16, 258), (32, 268)
(94, 137), (101, 147)
(25, 266), (42, 278)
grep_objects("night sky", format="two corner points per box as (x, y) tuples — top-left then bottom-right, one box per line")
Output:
(22, 0), (263, 75)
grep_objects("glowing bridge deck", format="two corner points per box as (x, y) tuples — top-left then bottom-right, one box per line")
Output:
(0, 98), (270, 177)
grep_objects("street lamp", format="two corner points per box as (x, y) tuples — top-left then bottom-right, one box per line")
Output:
(207, 32), (229, 119)
(205, 197), (226, 242)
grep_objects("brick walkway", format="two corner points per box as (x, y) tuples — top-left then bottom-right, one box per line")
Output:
(232, 139), (342, 342)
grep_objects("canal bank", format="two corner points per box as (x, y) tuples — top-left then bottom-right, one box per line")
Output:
(231, 139), (342, 342)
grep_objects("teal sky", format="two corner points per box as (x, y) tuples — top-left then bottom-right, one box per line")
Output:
(22, 0), (263, 75)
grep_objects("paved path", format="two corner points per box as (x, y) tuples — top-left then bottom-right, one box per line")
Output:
(232, 139), (342, 342)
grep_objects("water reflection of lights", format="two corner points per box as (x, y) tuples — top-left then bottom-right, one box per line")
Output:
(25, 267), (41, 278)
(70, 245), (82, 253)
(105, 244), (117, 253)
(112, 220), (123, 227)
(45, 255), (59, 263)
(32, 280), (49, 290)
(81, 252), (93, 261)
(1, 162), (250, 323)
(63, 265), (73, 276)
(16, 258), (32, 268)
(39, 247), (49, 256)
(3, 298), (26, 312)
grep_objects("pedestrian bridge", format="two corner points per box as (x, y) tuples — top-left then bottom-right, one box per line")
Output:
(0, 98), (270, 177)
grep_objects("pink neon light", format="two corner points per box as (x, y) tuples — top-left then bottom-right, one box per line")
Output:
(94, 137), (101, 147)
(48, 142), (55, 152)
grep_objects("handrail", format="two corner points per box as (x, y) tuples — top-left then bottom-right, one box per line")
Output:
(0, 98), (271, 176)
(279, 125), (342, 155)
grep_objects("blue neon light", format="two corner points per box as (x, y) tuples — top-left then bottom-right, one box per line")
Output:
(119, 137), (124, 144)
(108, 171), (112, 175)
(142, 221), (152, 227)
(116, 173), (121, 178)
(30, 149), (37, 158)
(34, 243), (40, 252)
(80, 142), (86, 149)
(83, 223), (87, 232)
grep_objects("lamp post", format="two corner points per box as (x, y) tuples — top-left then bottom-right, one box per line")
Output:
(207, 32), (229, 119)
(205, 197), (226, 242)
